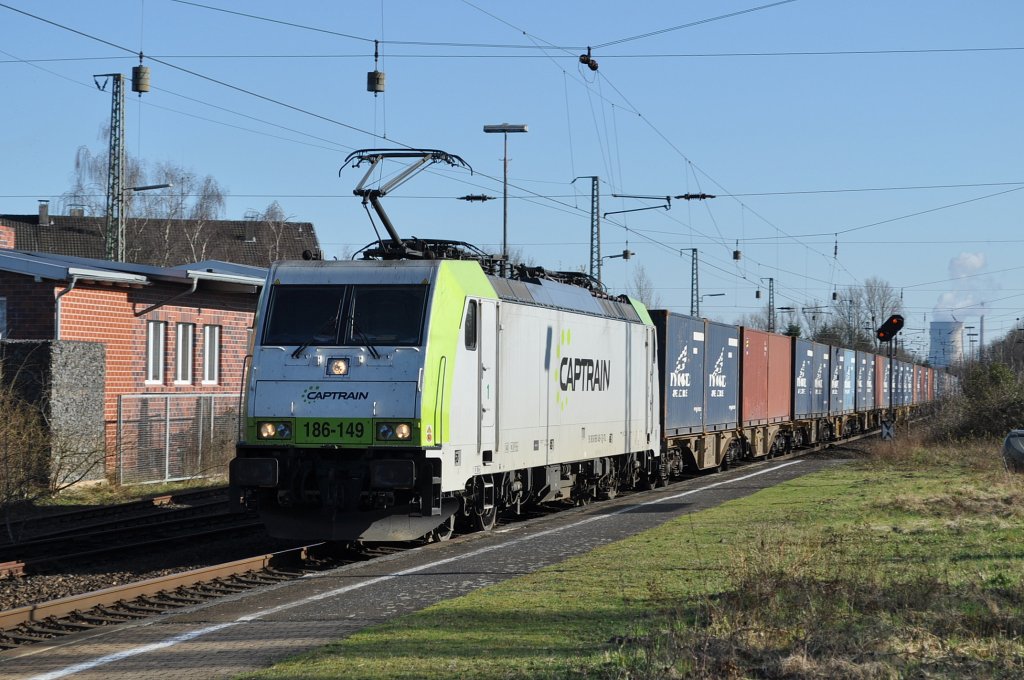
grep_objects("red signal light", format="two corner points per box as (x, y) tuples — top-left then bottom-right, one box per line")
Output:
(876, 314), (904, 342)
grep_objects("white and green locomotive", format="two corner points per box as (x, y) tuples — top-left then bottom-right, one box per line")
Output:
(230, 149), (661, 541)
(230, 257), (661, 541)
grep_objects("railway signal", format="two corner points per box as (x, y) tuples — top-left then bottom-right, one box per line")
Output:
(876, 314), (904, 342)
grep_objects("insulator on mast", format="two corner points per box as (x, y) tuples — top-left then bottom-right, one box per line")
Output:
(367, 40), (385, 94)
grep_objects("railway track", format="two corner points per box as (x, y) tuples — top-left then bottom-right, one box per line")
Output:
(0, 486), (229, 548)
(0, 545), (320, 650)
(0, 488), (260, 578)
(0, 435), (883, 652)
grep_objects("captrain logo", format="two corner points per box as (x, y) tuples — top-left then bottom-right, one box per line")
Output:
(553, 328), (611, 411)
(302, 385), (369, 404)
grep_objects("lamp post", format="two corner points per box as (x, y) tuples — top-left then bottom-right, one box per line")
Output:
(483, 123), (528, 276)
(602, 249), (634, 266)
(600, 249), (634, 289)
(698, 292), (724, 318)
(777, 306), (797, 334)
(113, 183), (172, 262)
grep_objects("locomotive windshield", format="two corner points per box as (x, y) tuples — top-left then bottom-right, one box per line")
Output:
(263, 284), (428, 347)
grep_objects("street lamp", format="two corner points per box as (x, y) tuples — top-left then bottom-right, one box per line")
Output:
(698, 292), (724, 318)
(602, 249), (634, 264)
(110, 182), (173, 262)
(483, 123), (528, 276)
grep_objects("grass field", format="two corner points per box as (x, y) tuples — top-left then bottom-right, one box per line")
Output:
(243, 435), (1024, 679)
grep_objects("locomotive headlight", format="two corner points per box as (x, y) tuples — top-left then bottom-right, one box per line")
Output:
(257, 421), (292, 440)
(327, 358), (349, 376)
(376, 422), (413, 441)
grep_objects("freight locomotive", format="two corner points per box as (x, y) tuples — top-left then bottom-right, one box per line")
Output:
(229, 149), (947, 542)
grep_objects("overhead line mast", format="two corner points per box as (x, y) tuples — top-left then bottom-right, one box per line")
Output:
(95, 60), (151, 262)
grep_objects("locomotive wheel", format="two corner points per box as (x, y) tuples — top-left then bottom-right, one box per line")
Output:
(600, 479), (619, 500)
(474, 505), (497, 532)
(429, 515), (456, 542)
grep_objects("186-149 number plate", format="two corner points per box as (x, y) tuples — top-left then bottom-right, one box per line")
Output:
(296, 418), (372, 444)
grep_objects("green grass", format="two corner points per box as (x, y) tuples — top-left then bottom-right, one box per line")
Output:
(243, 438), (1024, 679)
(39, 477), (225, 508)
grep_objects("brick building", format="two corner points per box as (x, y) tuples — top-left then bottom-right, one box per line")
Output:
(0, 204), (322, 483)
(0, 249), (267, 482)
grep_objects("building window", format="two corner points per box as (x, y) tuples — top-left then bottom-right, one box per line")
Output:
(146, 320), (166, 384)
(175, 323), (195, 384)
(203, 325), (221, 384)
(0, 297), (6, 339)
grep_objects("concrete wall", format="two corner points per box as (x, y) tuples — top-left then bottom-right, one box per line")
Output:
(0, 340), (106, 483)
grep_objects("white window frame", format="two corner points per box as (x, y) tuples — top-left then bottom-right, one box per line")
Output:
(146, 320), (166, 384)
(175, 323), (195, 384)
(202, 324), (221, 385)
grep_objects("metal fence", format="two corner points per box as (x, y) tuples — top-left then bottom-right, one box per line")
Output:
(116, 393), (240, 485)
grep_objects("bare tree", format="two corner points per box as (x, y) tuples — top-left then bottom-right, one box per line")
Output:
(247, 201), (294, 262)
(627, 264), (661, 309)
(816, 278), (903, 351)
(856, 276), (903, 332)
(60, 142), (143, 217)
(60, 133), (227, 265)
(738, 307), (771, 330)
(0, 355), (102, 543)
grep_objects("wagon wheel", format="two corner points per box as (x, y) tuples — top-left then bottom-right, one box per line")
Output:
(429, 514), (456, 542)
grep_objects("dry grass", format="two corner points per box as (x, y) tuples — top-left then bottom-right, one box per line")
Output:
(605, 437), (1024, 679)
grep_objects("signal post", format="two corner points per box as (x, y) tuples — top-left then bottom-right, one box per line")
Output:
(876, 314), (904, 440)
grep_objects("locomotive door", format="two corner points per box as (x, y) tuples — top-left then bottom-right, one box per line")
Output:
(478, 299), (497, 456)
(646, 326), (655, 443)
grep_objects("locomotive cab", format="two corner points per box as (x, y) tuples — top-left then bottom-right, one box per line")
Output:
(232, 260), (462, 541)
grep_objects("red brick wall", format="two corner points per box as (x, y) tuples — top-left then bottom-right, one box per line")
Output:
(0, 223), (14, 249)
(56, 282), (256, 457)
(0, 271), (57, 338)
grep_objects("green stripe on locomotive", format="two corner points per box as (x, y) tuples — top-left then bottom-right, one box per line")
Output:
(419, 260), (498, 447)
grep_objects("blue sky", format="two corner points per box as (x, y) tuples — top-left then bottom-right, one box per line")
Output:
(2, 1), (1022, 357)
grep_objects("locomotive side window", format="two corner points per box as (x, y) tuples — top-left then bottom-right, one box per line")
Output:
(263, 285), (346, 345)
(464, 300), (478, 350)
(347, 286), (428, 346)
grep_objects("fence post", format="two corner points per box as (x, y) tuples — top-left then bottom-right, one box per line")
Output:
(164, 395), (171, 482)
(117, 395), (123, 485)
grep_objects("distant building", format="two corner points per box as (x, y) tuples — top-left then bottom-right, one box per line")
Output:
(929, 321), (964, 368)
(0, 201), (321, 267)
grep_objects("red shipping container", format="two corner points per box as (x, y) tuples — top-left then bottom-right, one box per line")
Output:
(741, 328), (769, 425)
(741, 328), (792, 426)
(767, 333), (793, 422)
